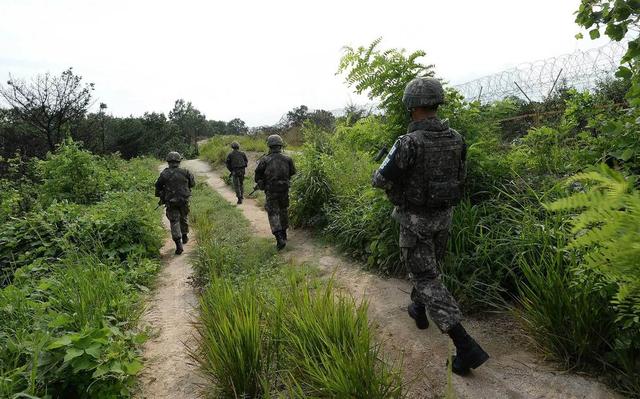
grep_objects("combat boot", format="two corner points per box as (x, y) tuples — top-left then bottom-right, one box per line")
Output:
(174, 239), (184, 255)
(275, 231), (286, 250)
(182, 234), (189, 244)
(407, 303), (429, 330)
(237, 197), (243, 204)
(447, 323), (489, 376)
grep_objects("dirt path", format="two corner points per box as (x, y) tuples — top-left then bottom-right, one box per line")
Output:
(136, 166), (206, 399)
(185, 158), (619, 399)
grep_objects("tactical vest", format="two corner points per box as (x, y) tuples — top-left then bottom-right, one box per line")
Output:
(160, 168), (192, 204)
(227, 150), (247, 169)
(399, 128), (465, 209)
(262, 153), (292, 193)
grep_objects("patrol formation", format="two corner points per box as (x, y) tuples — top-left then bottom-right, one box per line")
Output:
(156, 77), (488, 376)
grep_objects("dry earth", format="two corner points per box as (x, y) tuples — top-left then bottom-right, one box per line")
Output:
(138, 158), (621, 399)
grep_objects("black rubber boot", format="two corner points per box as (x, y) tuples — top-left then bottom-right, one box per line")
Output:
(447, 323), (489, 376)
(182, 234), (189, 244)
(275, 231), (286, 250)
(407, 303), (429, 330)
(174, 239), (184, 255)
(237, 198), (243, 204)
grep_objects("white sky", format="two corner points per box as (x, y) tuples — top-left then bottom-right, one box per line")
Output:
(0, 0), (610, 126)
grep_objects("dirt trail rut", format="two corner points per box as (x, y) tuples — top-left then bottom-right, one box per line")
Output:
(136, 166), (206, 399)
(183, 158), (619, 399)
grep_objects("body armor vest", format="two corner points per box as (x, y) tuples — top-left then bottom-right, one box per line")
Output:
(161, 168), (192, 203)
(397, 128), (465, 209)
(227, 150), (247, 169)
(262, 153), (292, 193)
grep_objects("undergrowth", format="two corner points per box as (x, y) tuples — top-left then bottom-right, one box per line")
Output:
(0, 141), (163, 398)
(189, 183), (404, 398)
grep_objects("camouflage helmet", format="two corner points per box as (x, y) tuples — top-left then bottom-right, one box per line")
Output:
(402, 77), (445, 110)
(231, 141), (240, 149)
(166, 151), (182, 162)
(266, 134), (284, 147)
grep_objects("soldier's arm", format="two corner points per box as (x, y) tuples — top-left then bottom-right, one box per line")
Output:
(242, 152), (248, 167)
(225, 153), (232, 171)
(255, 159), (265, 183)
(154, 173), (165, 197)
(371, 136), (413, 189)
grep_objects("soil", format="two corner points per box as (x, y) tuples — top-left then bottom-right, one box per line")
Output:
(138, 158), (621, 399)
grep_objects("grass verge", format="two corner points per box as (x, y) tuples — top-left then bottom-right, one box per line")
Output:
(189, 182), (404, 398)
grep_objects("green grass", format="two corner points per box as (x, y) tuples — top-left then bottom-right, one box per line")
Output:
(189, 183), (404, 398)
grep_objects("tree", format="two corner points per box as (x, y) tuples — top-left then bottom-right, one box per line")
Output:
(307, 109), (335, 131)
(337, 38), (434, 135)
(285, 105), (309, 128)
(0, 68), (94, 151)
(575, 0), (640, 105)
(169, 99), (207, 156)
(226, 118), (248, 135)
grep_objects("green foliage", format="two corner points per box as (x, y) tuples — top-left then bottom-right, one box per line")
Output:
(0, 148), (162, 398)
(39, 140), (109, 205)
(190, 183), (403, 397)
(547, 165), (639, 287)
(338, 38), (434, 134)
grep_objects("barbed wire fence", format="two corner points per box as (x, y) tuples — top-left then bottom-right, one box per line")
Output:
(454, 41), (627, 104)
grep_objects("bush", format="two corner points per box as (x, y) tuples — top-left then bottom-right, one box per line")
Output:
(200, 135), (268, 166)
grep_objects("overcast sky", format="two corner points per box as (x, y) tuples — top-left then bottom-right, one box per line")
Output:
(0, 0), (610, 126)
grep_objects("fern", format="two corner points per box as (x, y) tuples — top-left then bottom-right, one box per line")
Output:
(547, 164), (639, 289)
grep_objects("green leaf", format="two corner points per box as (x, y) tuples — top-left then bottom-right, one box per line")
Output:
(63, 347), (84, 363)
(84, 344), (102, 359)
(575, 32), (584, 40)
(110, 361), (124, 374)
(47, 335), (72, 349)
(615, 66), (633, 80)
(92, 364), (110, 378)
(71, 355), (95, 372)
(621, 148), (635, 161)
(589, 28), (601, 39)
(124, 360), (143, 375)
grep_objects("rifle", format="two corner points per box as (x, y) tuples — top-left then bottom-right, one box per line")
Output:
(247, 184), (261, 197)
(374, 146), (389, 162)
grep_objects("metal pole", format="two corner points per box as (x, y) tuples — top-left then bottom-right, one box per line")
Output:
(476, 86), (483, 103)
(514, 81), (533, 103)
(546, 68), (563, 99)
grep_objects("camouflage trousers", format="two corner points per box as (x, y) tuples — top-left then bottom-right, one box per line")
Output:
(166, 202), (190, 241)
(264, 191), (289, 233)
(400, 224), (462, 333)
(231, 169), (245, 199)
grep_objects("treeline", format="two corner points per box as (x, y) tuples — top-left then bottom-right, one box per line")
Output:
(0, 68), (249, 163)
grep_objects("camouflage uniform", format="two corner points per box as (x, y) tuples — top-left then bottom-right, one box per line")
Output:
(226, 149), (248, 201)
(255, 145), (296, 243)
(155, 165), (196, 244)
(372, 117), (466, 333)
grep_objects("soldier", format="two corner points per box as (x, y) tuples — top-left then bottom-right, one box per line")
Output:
(225, 141), (248, 204)
(255, 134), (296, 250)
(155, 151), (196, 255)
(371, 77), (489, 376)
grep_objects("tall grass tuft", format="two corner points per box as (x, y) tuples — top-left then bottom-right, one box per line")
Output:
(280, 279), (403, 398)
(195, 277), (274, 398)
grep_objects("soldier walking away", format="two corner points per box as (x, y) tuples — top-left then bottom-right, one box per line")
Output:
(372, 77), (489, 376)
(255, 134), (296, 250)
(155, 151), (196, 255)
(225, 141), (249, 204)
